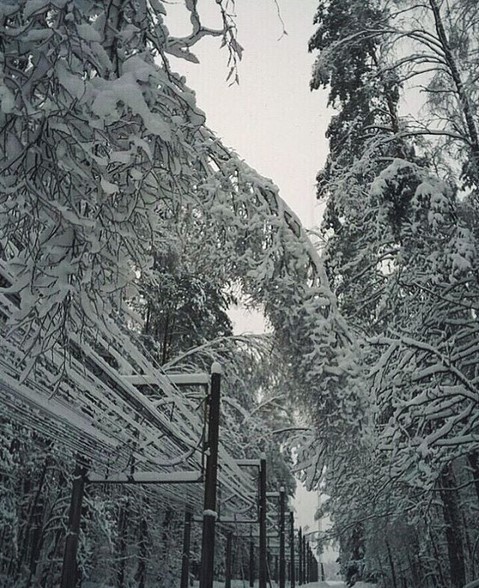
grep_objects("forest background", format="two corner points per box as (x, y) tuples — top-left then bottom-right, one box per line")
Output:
(1, 1), (479, 588)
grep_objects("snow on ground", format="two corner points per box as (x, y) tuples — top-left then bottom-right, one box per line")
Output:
(189, 581), (376, 588)
(84, 580), (376, 588)
(293, 582), (376, 588)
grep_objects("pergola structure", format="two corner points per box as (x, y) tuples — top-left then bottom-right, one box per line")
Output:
(0, 129), (335, 587)
(0, 257), (260, 587)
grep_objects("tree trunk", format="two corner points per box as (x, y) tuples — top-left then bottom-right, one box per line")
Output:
(428, 0), (479, 186)
(17, 456), (50, 582)
(467, 452), (479, 504)
(429, 526), (447, 588)
(116, 501), (129, 588)
(386, 538), (398, 588)
(135, 513), (148, 588)
(440, 466), (466, 588)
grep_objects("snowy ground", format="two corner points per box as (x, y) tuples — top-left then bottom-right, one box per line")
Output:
(193, 582), (376, 588)
(85, 580), (376, 588)
(302, 583), (376, 588)
(189, 581), (376, 588)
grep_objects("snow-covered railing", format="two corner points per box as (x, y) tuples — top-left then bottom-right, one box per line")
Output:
(88, 470), (203, 484)
(0, 262), (256, 514)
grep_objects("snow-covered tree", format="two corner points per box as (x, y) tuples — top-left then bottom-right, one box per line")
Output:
(1, 3), (354, 586)
(309, 1), (479, 586)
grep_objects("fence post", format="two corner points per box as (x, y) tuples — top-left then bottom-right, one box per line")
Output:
(259, 456), (267, 588)
(279, 487), (286, 588)
(199, 364), (222, 588)
(290, 512), (295, 588)
(298, 528), (303, 585)
(302, 535), (309, 584)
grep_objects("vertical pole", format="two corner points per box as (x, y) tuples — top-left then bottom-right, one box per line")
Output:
(321, 562), (325, 582)
(302, 537), (307, 584)
(306, 543), (313, 582)
(259, 456), (267, 588)
(305, 544), (309, 583)
(249, 528), (255, 588)
(199, 364), (222, 588)
(225, 531), (233, 588)
(298, 528), (303, 586)
(290, 513), (295, 588)
(60, 460), (86, 588)
(180, 509), (192, 588)
(279, 487), (286, 588)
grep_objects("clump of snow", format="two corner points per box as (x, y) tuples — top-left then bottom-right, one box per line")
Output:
(203, 509), (218, 519)
(211, 362), (222, 374)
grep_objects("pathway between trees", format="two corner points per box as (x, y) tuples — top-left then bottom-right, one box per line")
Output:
(283, 583), (375, 588)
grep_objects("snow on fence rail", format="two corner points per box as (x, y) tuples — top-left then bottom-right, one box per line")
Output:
(0, 125), (349, 518)
(0, 262), (256, 514)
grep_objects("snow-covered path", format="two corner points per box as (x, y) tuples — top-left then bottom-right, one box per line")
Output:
(199, 581), (375, 588)
(296, 582), (375, 588)
(302, 582), (375, 588)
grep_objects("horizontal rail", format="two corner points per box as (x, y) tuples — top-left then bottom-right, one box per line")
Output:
(193, 517), (258, 524)
(123, 373), (209, 386)
(88, 471), (202, 484)
(236, 459), (261, 467)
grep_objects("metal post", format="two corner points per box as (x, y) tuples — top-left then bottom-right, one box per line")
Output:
(181, 509), (192, 588)
(305, 544), (309, 583)
(298, 528), (303, 586)
(225, 531), (233, 588)
(302, 537), (307, 584)
(290, 512), (295, 588)
(259, 456), (267, 588)
(279, 487), (286, 588)
(199, 364), (222, 588)
(249, 528), (255, 588)
(60, 460), (87, 588)
(306, 543), (313, 582)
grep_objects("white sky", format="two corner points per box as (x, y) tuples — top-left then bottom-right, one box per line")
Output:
(165, 0), (330, 228)
(166, 0), (331, 334)
(165, 0), (332, 536)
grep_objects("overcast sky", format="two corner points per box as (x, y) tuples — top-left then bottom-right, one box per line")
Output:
(164, 0), (332, 537)
(166, 0), (330, 228)
(165, 0), (331, 333)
